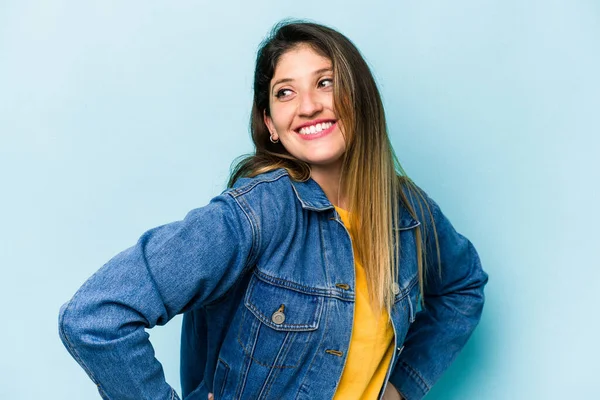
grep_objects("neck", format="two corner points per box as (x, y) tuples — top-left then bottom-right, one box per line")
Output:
(309, 162), (348, 210)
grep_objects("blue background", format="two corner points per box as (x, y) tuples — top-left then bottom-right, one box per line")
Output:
(1, 1), (598, 399)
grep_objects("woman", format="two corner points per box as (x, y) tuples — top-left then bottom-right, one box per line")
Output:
(59, 20), (488, 400)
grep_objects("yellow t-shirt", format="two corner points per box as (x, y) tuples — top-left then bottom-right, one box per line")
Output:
(333, 206), (395, 399)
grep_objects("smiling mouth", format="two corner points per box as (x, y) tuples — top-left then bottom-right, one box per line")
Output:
(296, 121), (336, 135)
(293, 121), (338, 141)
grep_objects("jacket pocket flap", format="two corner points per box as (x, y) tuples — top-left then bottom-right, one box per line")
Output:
(244, 274), (323, 332)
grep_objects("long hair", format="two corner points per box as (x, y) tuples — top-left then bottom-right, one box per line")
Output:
(229, 19), (439, 313)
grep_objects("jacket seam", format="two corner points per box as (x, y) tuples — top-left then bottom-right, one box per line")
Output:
(257, 332), (295, 398)
(297, 297), (331, 398)
(246, 300), (321, 330)
(319, 211), (333, 296)
(231, 193), (260, 270)
(228, 170), (289, 198)
(394, 274), (418, 303)
(217, 358), (230, 399)
(237, 337), (298, 370)
(399, 359), (431, 394)
(254, 269), (354, 301)
(289, 182), (333, 211)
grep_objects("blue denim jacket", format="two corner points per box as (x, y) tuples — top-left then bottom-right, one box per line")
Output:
(58, 168), (488, 400)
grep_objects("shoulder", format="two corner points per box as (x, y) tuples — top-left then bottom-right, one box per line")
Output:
(222, 168), (299, 222)
(227, 168), (293, 198)
(221, 168), (302, 253)
(397, 177), (438, 226)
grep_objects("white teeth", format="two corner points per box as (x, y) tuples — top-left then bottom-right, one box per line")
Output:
(298, 121), (334, 135)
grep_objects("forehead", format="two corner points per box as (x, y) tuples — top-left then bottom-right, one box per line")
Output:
(272, 44), (332, 80)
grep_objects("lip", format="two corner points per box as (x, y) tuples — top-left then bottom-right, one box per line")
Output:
(294, 121), (337, 141)
(294, 119), (337, 131)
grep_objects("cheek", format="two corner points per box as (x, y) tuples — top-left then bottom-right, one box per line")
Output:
(269, 106), (288, 129)
(331, 120), (345, 140)
(273, 113), (296, 135)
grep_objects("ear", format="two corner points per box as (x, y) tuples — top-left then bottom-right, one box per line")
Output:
(263, 109), (278, 140)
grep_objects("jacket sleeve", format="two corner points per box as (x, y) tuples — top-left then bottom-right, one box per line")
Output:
(58, 192), (256, 400)
(389, 190), (489, 400)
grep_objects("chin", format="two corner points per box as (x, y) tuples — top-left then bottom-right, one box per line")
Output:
(289, 149), (345, 168)
(304, 156), (345, 168)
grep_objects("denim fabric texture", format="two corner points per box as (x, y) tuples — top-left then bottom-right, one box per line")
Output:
(58, 168), (488, 400)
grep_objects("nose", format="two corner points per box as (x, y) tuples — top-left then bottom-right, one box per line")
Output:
(297, 90), (324, 117)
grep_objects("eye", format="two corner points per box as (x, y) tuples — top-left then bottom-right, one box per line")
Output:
(275, 88), (293, 99)
(318, 78), (333, 88)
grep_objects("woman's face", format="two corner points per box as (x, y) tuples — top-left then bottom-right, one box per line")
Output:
(264, 44), (346, 171)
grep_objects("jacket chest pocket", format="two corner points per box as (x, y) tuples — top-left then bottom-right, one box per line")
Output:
(237, 273), (324, 369)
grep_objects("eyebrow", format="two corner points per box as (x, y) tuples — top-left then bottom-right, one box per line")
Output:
(271, 67), (333, 93)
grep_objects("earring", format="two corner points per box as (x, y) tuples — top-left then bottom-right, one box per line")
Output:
(269, 134), (279, 144)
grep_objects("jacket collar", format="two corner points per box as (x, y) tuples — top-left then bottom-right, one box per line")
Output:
(289, 177), (333, 212)
(288, 175), (420, 230)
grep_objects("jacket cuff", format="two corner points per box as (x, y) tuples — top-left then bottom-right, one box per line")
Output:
(390, 360), (430, 400)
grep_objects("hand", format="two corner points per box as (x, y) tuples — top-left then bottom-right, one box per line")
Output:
(383, 383), (404, 400)
(208, 393), (213, 400)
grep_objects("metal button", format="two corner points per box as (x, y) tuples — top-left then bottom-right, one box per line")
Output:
(392, 282), (400, 295)
(272, 304), (285, 325)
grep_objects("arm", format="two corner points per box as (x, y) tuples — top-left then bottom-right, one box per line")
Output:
(58, 192), (256, 399)
(389, 191), (489, 400)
